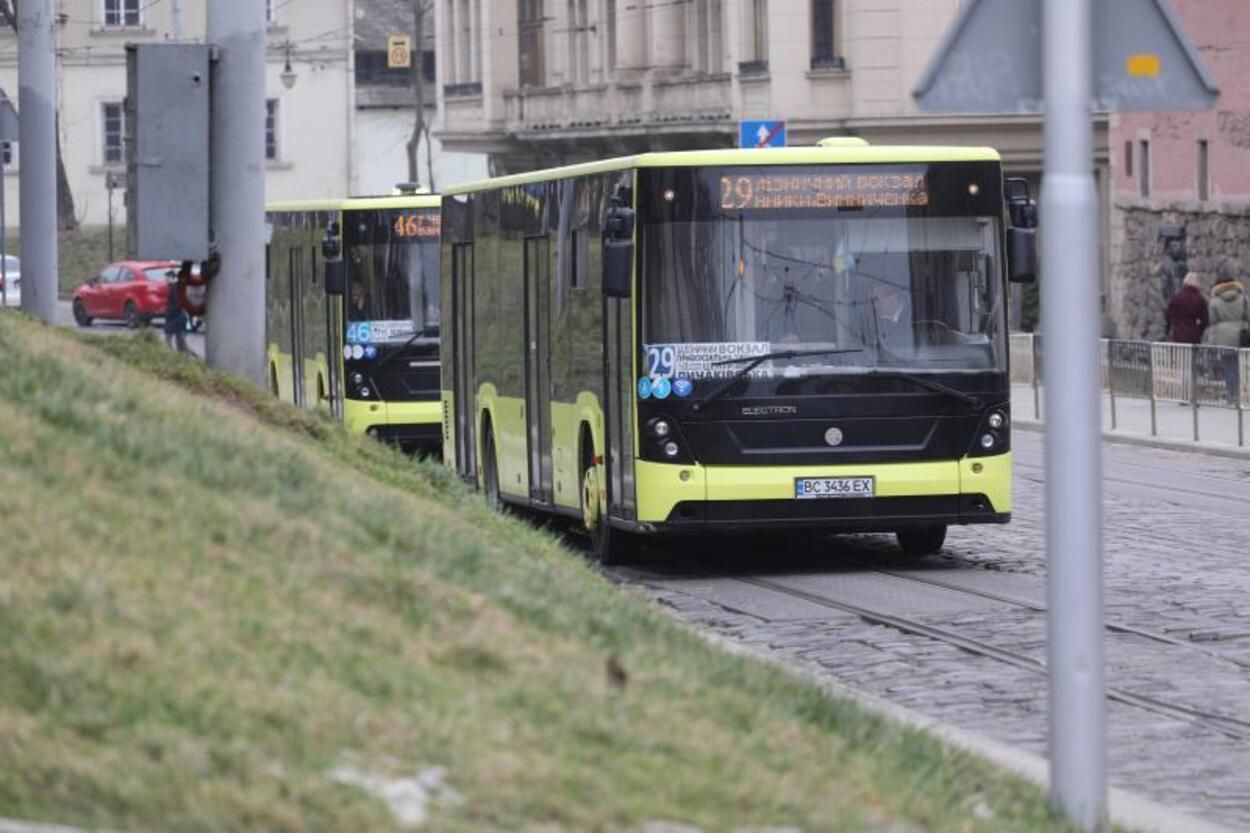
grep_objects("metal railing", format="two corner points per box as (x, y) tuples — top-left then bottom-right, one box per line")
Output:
(1010, 333), (1250, 445)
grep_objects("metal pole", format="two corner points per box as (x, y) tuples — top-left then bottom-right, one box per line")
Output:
(1, 151), (7, 309)
(1191, 348), (1200, 442)
(1032, 334), (1041, 419)
(206, 0), (267, 384)
(171, 0), (183, 41)
(1108, 343), (1117, 431)
(106, 181), (114, 262)
(1149, 347), (1158, 437)
(17, 0), (58, 324)
(1041, 0), (1105, 828)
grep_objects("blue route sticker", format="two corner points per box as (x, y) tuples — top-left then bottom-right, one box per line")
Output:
(637, 377), (653, 399)
(364, 345), (378, 360)
(653, 376), (672, 399)
(673, 377), (693, 398)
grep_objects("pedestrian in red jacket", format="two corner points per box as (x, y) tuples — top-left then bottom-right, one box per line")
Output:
(1165, 272), (1209, 344)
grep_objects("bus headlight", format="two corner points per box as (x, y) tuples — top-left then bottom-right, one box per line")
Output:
(351, 372), (365, 386)
(662, 441), (680, 458)
(987, 411), (1006, 430)
(979, 433), (996, 450)
(359, 386), (371, 399)
(648, 418), (672, 438)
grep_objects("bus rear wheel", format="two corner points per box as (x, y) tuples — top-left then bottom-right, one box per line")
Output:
(896, 525), (947, 556)
(581, 460), (634, 565)
(482, 426), (502, 511)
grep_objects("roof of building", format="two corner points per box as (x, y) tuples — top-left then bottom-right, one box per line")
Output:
(354, 0), (434, 50)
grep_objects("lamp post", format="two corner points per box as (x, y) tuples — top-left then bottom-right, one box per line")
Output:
(105, 171), (122, 262)
(280, 41), (297, 90)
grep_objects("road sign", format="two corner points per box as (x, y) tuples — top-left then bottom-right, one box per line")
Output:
(913, 0), (1218, 113)
(739, 119), (786, 149)
(387, 34), (412, 69)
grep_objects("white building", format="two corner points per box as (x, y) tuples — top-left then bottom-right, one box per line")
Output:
(353, 0), (488, 195)
(0, 0), (354, 228)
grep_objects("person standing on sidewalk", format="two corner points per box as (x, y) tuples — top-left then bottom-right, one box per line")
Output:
(1165, 272), (1209, 344)
(1205, 269), (1250, 403)
(163, 268), (190, 354)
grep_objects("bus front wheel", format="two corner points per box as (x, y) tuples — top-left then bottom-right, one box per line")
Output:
(896, 525), (947, 556)
(581, 458), (634, 565)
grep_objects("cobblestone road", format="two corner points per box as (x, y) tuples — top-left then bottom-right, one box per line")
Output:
(615, 433), (1250, 829)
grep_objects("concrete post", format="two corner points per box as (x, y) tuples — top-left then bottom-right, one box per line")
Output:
(1041, 0), (1107, 829)
(18, 0), (58, 324)
(207, 0), (267, 384)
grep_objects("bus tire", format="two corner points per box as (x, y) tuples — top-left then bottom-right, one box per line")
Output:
(896, 525), (947, 556)
(580, 436), (634, 565)
(482, 422), (502, 511)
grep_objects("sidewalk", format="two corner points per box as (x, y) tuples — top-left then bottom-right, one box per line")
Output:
(1011, 383), (1250, 458)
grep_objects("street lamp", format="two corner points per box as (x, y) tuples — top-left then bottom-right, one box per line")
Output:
(280, 42), (297, 90)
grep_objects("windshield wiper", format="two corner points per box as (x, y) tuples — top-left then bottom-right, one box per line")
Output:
(864, 369), (981, 409)
(369, 326), (437, 372)
(687, 348), (865, 414)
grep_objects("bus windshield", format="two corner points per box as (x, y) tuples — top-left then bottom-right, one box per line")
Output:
(345, 207), (441, 344)
(641, 164), (1007, 385)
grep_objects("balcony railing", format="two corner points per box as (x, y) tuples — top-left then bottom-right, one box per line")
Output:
(503, 75), (732, 135)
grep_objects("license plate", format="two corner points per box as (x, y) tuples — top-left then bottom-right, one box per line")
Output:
(794, 476), (875, 499)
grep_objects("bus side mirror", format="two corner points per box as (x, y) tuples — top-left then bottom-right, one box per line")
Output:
(1007, 227), (1037, 284)
(603, 240), (632, 298)
(324, 259), (346, 296)
(602, 205), (634, 299)
(1005, 177), (1038, 229)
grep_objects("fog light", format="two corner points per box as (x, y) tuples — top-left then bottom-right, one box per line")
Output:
(987, 411), (1006, 430)
(359, 387), (371, 399)
(979, 433), (996, 450)
(351, 372), (365, 386)
(663, 441), (680, 458)
(649, 418), (671, 438)
(367, 427), (378, 437)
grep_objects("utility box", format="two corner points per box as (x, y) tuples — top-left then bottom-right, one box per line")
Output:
(126, 43), (211, 261)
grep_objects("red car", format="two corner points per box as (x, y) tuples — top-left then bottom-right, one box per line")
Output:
(72, 260), (179, 328)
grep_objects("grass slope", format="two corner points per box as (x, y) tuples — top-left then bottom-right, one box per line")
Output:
(0, 313), (1081, 833)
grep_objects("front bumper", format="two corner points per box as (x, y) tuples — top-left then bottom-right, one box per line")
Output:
(344, 399), (442, 448)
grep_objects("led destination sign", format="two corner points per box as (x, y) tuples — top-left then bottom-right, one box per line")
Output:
(391, 211), (441, 239)
(718, 172), (929, 211)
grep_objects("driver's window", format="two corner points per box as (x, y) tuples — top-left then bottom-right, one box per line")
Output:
(100, 266), (122, 284)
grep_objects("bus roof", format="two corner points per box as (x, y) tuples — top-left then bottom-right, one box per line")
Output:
(442, 146), (1002, 195)
(265, 198), (346, 213)
(342, 194), (441, 211)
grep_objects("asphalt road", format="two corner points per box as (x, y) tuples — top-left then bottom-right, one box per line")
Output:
(615, 432), (1250, 830)
(54, 298), (205, 358)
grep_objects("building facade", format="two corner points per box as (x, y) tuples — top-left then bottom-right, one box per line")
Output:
(0, 0), (353, 229)
(353, 0), (488, 196)
(434, 0), (1111, 326)
(1107, 0), (1250, 339)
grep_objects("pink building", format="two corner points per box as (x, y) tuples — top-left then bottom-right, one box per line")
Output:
(1108, 0), (1250, 338)
(1113, 0), (1250, 202)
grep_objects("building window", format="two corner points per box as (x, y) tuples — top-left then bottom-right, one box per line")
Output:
(751, 0), (768, 63)
(1, 142), (12, 167)
(266, 0), (276, 24)
(103, 0), (141, 27)
(1124, 140), (1132, 178)
(266, 99), (279, 161)
(101, 101), (125, 164)
(810, 0), (841, 69)
(1139, 139), (1150, 198)
(1197, 139), (1209, 202)
(518, 0), (545, 87)
(355, 51), (411, 87)
(605, 0), (617, 71)
(693, 0), (723, 74)
(422, 50), (436, 83)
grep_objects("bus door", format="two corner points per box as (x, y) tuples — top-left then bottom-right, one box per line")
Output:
(451, 243), (476, 480)
(524, 236), (553, 504)
(604, 294), (636, 521)
(289, 246), (306, 408)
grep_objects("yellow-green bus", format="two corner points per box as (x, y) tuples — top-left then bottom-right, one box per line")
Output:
(266, 192), (443, 451)
(440, 140), (1037, 562)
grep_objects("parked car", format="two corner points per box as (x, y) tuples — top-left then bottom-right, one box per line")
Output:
(72, 260), (179, 328)
(0, 255), (21, 307)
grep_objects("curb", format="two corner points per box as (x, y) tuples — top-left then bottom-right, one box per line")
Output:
(1014, 418), (1250, 461)
(687, 626), (1235, 833)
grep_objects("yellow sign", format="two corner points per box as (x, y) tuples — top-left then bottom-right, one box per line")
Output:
(1126, 53), (1161, 78)
(387, 34), (412, 69)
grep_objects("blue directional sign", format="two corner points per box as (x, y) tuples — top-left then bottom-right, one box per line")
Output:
(739, 119), (787, 149)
